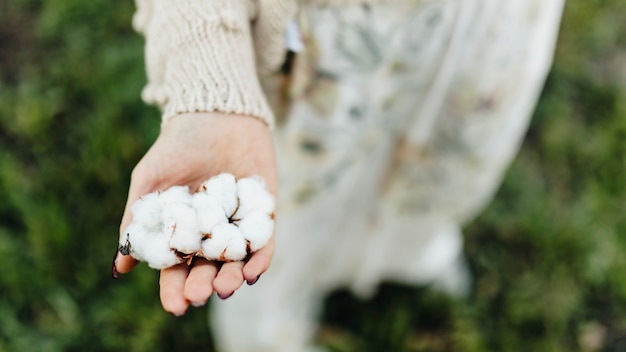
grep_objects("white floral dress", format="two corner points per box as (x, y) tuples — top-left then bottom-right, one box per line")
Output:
(212, 1), (565, 351)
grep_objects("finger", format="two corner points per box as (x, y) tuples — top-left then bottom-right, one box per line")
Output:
(183, 259), (219, 307)
(113, 205), (139, 275)
(113, 252), (138, 277)
(212, 261), (245, 299)
(243, 236), (275, 284)
(159, 264), (190, 316)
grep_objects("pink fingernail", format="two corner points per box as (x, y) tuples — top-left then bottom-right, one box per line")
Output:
(217, 292), (234, 300)
(191, 301), (207, 307)
(112, 249), (121, 279)
(246, 275), (261, 286)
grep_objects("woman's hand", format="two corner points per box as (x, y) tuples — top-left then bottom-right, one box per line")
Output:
(113, 112), (278, 316)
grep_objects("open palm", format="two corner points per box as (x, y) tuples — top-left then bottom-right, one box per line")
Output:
(114, 112), (277, 316)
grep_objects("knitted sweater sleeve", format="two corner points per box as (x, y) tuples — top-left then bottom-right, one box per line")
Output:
(133, 0), (296, 128)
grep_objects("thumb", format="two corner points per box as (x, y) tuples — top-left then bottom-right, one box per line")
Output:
(113, 170), (157, 277)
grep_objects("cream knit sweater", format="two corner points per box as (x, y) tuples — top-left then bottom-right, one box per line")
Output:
(133, 0), (297, 128)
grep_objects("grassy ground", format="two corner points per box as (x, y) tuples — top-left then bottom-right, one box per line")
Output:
(0, 0), (624, 351)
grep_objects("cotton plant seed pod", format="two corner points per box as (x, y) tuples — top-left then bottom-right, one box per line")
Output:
(120, 173), (275, 270)
(142, 231), (183, 269)
(162, 203), (202, 254)
(158, 185), (192, 207)
(193, 193), (227, 234)
(222, 234), (248, 261)
(236, 210), (274, 252)
(130, 193), (161, 232)
(121, 223), (182, 270)
(192, 192), (222, 209)
(199, 173), (239, 216)
(233, 177), (275, 219)
(200, 223), (248, 261)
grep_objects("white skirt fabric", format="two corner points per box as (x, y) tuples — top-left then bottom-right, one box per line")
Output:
(212, 1), (564, 351)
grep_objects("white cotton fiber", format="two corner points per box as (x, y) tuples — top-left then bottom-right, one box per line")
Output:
(196, 206), (227, 234)
(199, 173), (239, 217)
(233, 177), (275, 219)
(161, 203), (189, 235)
(200, 223), (231, 260)
(142, 231), (182, 269)
(192, 192), (222, 210)
(237, 210), (274, 252)
(162, 203), (202, 253)
(120, 223), (145, 258)
(192, 192), (227, 233)
(124, 223), (181, 269)
(222, 229), (248, 261)
(122, 174), (276, 270)
(158, 185), (192, 207)
(131, 193), (161, 231)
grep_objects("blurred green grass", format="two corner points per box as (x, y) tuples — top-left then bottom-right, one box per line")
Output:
(0, 0), (624, 351)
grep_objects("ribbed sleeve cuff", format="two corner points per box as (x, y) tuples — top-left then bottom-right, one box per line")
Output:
(134, 0), (275, 128)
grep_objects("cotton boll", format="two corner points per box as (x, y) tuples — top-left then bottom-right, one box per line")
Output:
(123, 224), (180, 269)
(131, 192), (162, 231)
(234, 177), (275, 219)
(192, 192), (222, 210)
(170, 230), (201, 255)
(142, 231), (182, 269)
(193, 192), (228, 233)
(124, 223), (153, 262)
(196, 206), (227, 234)
(162, 203), (202, 254)
(223, 230), (248, 261)
(119, 176), (274, 270)
(161, 203), (188, 236)
(237, 211), (274, 252)
(199, 173), (239, 217)
(200, 223), (230, 260)
(159, 185), (192, 206)
(200, 223), (243, 260)
(120, 223), (148, 259)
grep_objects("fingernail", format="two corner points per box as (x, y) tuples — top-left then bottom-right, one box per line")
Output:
(191, 300), (207, 307)
(112, 249), (121, 279)
(217, 291), (234, 300)
(246, 275), (261, 286)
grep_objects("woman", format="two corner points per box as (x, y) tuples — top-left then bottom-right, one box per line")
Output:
(113, 0), (565, 350)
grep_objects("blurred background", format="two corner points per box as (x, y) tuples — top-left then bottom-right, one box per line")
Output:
(0, 0), (624, 351)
